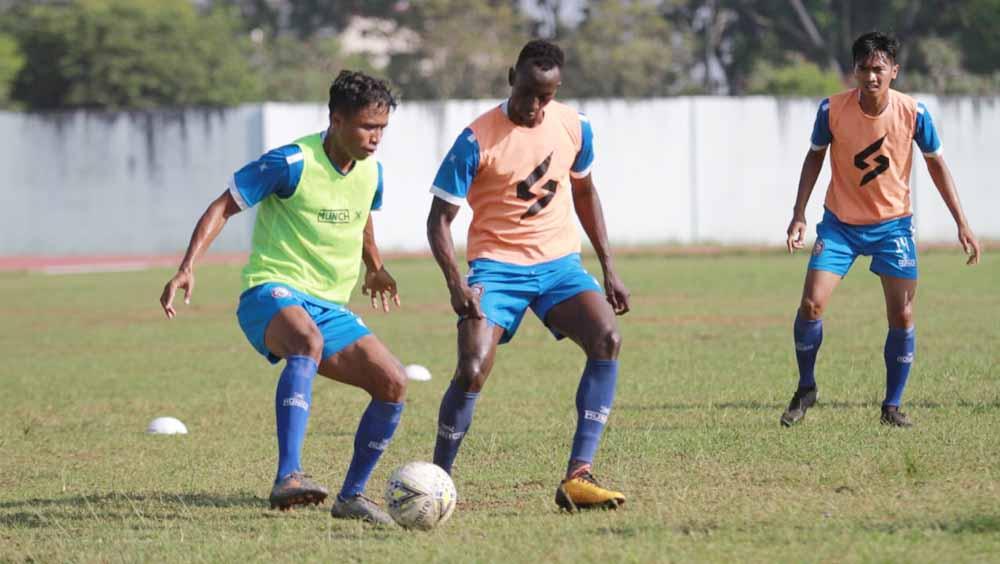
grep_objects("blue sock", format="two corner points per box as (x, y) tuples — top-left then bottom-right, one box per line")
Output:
(275, 355), (318, 482)
(433, 380), (480, 475)
(794, 313), (823, 389)
(884, 327), (915, 407)
(339, 400), (403, 499)
(568, 360), (618, 473)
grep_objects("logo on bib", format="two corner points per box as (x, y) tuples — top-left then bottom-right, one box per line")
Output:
(318, 209), (351, 223)
(854, 135), (890, 186)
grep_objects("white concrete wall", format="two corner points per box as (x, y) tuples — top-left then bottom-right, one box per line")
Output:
(3, 97), (997, 256)
(1, 107), (262, 255)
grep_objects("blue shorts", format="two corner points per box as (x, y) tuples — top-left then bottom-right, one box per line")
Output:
(465, 253), (603, 344)
(808, 209), (918, 280)
(236, 283), (371, 364)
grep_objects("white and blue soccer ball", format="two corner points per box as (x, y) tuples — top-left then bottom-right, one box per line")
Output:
(384, 461), (456, 530)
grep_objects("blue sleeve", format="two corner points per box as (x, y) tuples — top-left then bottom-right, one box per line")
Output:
(810, 99), (832, 149)
(430, 128), (480, 204)
(228, 144), (303, 209)
(571, 114), (595, 176)
(914, 103), (943, 155)
(372, 161), (384, 210)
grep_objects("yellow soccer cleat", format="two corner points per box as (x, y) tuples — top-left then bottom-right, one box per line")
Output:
(555, 471), (625, 512)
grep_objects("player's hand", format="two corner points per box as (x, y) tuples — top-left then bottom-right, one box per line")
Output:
(362, 266), (401, 312)
(449, 283), (483, 319)
(958, 224), (981, 266)
(604, 270), (630, 315)
(160, 269), (194, 319)
(786, 216), (808, 254)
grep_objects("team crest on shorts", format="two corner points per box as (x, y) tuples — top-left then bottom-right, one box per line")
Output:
(812, 238), (825, 256)
(270, 286), (292, 299)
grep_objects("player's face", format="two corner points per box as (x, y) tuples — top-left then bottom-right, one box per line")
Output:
(853, 52), (898, 97)
(330, 103), (390, 161)
(507, 62), (561, 127)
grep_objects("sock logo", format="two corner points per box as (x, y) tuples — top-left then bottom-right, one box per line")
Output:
(282, 393), (309, 411)
(367, 438), (391, 451)
(795, 342), (816, 351)
(854, 135), (890, 186)
(437, 424), (465, 441)
(896, 353), (914, 364)
(584, 406), (610, 425)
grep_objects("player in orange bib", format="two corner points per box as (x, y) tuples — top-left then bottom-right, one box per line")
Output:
(782, 32), (981, 428)
(426, 40), (630, 511)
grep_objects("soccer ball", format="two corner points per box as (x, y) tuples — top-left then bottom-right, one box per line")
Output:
(384, 461), (457, 530)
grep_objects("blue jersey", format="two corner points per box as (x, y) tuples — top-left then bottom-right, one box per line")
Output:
(810, 97), (942, 156)
(227, 132), (384, 211)
(430, 102), (595, 203)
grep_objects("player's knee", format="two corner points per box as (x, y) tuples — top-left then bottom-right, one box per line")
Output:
(287, 327), (324, 361)
(455, 356), (490, 393)
(374, 365), (407, 403)
(889, 304), (915, 329)
(799, 297), (824, 320)
(586, 326), (622, 360)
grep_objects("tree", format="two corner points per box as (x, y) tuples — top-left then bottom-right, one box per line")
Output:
(561, 0), (696, 98)
(0, 31), (23, 108)
(385, 0), (529, 99)
(249, 34), (379, 102)
(6, 0), (260, 110)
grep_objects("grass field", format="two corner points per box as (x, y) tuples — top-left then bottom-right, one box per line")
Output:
(1, 250), (998, 563)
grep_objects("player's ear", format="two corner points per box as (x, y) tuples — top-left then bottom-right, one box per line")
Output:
(891, 63), (899, 80)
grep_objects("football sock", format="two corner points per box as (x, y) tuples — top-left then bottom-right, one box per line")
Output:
(275, 355), (318, 482)
(339, 400), (403, 499)
(793, 313), (823, 389)
(568, 359), (618, 476)
(883, 326), (915, 407)
(433, 380), (479, 475)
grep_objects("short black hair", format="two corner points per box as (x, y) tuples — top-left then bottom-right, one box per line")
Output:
(852, 31), (900, 65)
(328, 70), (397, 116)
(515, 39), (565, 72)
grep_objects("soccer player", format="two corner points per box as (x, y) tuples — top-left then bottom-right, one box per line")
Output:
(159, 71), (407, 524)
(782, 32), (981, 428)
(426, 39), (631, 511)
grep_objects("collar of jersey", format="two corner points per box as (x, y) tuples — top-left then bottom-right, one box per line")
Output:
(318, 129), (354, 177)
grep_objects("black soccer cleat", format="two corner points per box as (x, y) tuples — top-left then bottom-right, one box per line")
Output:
(880, 405), (913, 428)
(780, 386), (818, 427)
(269, 471), (329, 511)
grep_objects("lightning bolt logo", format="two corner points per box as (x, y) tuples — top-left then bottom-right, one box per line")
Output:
(516, 152), (559, 219)
(853, 135), (889, 187)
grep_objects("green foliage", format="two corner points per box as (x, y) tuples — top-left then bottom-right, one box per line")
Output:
(250, 34), (379, 103)
(0, 32), (24, 108)
(746, 57), (845, 96)
(561, 0), (693, 98)
(386, 0), (529, 99)
(6, 0), (260, 110)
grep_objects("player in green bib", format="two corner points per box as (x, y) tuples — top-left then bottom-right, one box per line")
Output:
(160, 71), (406, 525)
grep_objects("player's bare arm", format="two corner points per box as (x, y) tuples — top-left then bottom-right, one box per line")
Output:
(426, 197), (482, 319)
(361, 214), (401, 312)
(570, 173), (629, 315)
(159, 190), (242, 319)
(787, 147), (827, 253)
(924, 155), (981, 265)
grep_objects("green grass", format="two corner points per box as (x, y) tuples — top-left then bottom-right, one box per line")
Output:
(1, 251), (998, 563)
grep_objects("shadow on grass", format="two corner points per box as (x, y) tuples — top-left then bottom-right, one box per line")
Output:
(864, 514), (1000, 535)
(0, 491), (265, 529)
(619, 398), (1000, 411)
